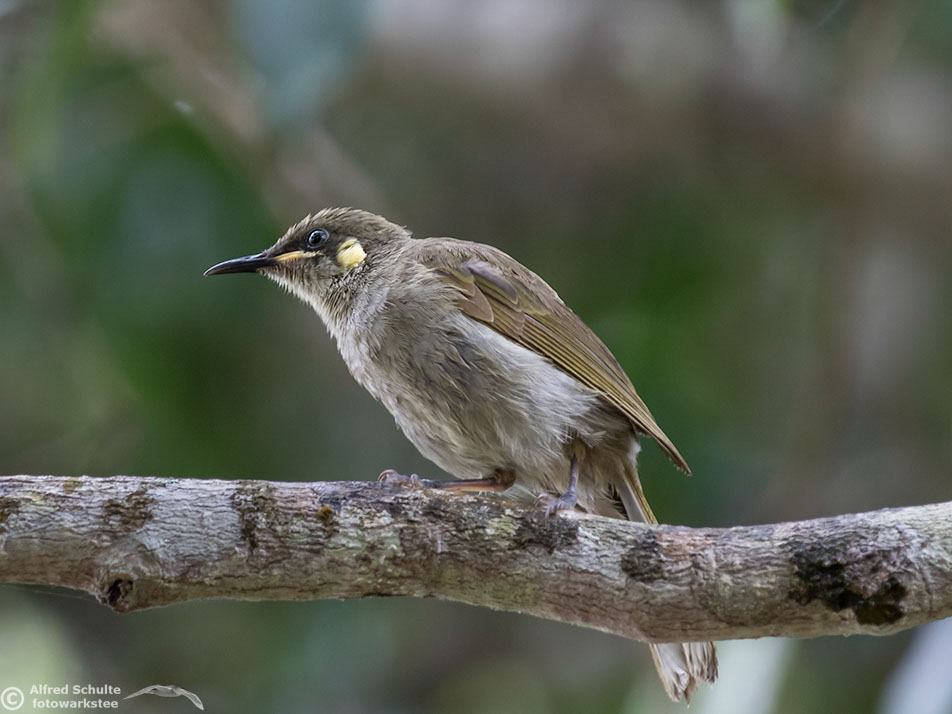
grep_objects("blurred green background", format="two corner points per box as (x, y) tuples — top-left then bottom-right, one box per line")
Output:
(1, 0), (950, 712)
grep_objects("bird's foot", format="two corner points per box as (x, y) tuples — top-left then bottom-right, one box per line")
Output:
(377, 469), (439, 489)
(535, 490), (577, 518)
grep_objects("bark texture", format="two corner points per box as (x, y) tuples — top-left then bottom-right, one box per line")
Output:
(0, 475), (949, 643)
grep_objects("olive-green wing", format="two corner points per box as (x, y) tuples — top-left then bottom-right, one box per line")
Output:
(425, 247), (690, 473)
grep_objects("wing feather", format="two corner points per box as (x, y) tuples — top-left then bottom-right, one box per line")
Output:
(423, 246), (690, 473)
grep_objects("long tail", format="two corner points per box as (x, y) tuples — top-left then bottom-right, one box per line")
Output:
(616, 461), (718, 703)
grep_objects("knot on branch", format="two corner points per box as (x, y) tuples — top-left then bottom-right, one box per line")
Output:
(103, 575), (136, 610)
(788, 541), (911, 626)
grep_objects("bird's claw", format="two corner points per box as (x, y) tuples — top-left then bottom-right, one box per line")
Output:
(378, 469), (434, 488)
(535, 491), (577, 518)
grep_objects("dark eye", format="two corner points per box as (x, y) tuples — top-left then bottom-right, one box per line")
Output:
(306, 229), (329, 248)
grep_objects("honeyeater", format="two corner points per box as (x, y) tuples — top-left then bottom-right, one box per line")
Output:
(205, 207), (717, 701)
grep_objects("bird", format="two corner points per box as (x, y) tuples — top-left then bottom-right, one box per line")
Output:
(205, 207), (717, 701)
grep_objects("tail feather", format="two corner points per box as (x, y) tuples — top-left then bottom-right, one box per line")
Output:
(649, 642), (718, 703)
(617, 460), (718, 702)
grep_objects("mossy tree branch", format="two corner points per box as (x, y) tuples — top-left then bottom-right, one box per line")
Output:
(0, 475), (949, 642)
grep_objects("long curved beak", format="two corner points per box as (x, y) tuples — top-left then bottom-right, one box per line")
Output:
(204, 252), (276, 276)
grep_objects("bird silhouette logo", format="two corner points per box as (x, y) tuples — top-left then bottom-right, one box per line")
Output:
(124, 685), (203, 710)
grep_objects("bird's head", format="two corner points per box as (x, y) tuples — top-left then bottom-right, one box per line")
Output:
(205, 207), (410, 313)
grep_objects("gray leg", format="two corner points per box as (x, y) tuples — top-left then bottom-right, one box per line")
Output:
(378, 468), (516, 492)
(535, 454), (579, 517)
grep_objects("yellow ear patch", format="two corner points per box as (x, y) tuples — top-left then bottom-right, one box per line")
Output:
(337, 238), (366, 269)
